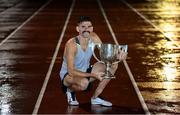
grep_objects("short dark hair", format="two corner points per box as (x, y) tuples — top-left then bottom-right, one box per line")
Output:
(78, 16), (92, 25)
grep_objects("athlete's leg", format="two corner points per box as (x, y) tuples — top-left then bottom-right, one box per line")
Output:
(63, 74), (90, 106)
(91, 62), (118, 106)
(63, 75), (90, 92)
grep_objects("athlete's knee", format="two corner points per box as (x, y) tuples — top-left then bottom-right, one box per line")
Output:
(92, 62), (106, 73)
(79, 78), (89, 91)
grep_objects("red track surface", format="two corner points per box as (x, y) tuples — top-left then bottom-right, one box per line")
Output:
(1, 0), (180, 114)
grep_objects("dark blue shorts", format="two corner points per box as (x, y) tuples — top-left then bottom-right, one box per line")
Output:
(61, 65), (93, 93)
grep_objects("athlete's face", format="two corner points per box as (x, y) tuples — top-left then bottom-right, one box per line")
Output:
(76, 21), (93, 38)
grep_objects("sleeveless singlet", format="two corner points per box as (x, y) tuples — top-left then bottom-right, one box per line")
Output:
(59, 37), (95, 80)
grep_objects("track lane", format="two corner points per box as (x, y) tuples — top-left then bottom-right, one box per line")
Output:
(32, 0), (75, 114)
(100, 0), (180, 114)
(0, 0), (72, 114)
(0, 0), (47, 43)
(97, 0), (150, 114)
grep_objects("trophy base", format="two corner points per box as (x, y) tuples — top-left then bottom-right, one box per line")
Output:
(103, 76), (115, 79)
(103, 71), (116, 79)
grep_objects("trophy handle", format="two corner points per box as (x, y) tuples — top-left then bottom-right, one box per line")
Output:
(112, 45), (128, 64)
(92, 44), (104, 63)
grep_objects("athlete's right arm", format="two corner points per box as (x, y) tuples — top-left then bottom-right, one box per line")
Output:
(65, 38), (102, 81)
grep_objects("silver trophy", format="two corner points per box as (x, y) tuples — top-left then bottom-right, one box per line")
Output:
(93, 43), (128, 79)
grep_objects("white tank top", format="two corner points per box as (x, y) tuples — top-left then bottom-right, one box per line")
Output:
(60, 37), (95, 80)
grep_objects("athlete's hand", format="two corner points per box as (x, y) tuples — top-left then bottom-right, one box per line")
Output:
(117, 49), (128, 61)
(91, 72), (104, 81)
(96, 72), (104, 81)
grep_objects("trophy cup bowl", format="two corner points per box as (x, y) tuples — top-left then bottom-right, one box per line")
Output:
(93, 43), (128, 79)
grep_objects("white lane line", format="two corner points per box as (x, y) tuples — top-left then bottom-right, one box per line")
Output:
(0, 0), (52, 47)
(121, 0), (179, 47)
(97, 0), (151, 115)
(32, 0), (75, 114)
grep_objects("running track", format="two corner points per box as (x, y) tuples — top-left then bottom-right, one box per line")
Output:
(1, 0), (179, 114)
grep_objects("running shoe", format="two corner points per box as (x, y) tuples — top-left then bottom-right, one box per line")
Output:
(91, 97), (112, 107)
(66, 91), (79, 106)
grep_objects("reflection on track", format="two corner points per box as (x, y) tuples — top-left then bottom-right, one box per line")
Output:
(102, 0), (180, 114)
(0, 0), (47, 44)
(0, 0), (21, 14)
(65, 103), (145, 114)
